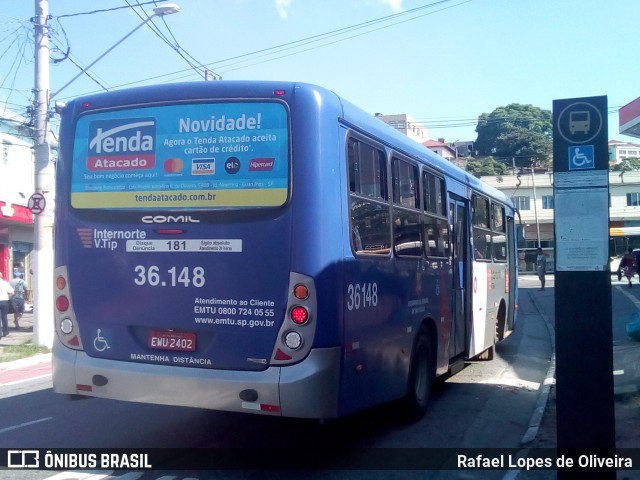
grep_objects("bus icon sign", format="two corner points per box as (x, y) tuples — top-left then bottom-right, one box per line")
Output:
(556, 101), (603, 144)
(568, 145), (595, 170)
(569, 111), (590, 134)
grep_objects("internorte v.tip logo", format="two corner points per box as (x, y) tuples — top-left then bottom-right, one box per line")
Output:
(87, 118), (156, 171)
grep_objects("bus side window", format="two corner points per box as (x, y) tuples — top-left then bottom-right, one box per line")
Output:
(424, 215), (449, 258)
(492, 203), (507, 261)
(472, 195), (492, 261)
(392, 157), (421, 257)
(348, 137), (391, 255)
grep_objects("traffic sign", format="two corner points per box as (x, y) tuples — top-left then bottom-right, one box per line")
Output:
(568, 145), (595, 170)
(556, 100), (604, 144)
(28, 193), (46, 214)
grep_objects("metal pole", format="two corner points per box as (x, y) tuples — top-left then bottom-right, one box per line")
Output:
(33, 0), (54, 347)
(531, 165), (541, 248)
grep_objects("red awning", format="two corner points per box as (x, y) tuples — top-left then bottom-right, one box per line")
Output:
(0, 201), (34, 224)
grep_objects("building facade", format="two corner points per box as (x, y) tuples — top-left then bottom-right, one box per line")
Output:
(0, 110), (34, 284)
(609, 139), (640, 164)
(375, 113), (429, 144)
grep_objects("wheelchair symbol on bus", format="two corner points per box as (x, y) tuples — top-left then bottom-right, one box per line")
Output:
(568, 145), (595, 170)
(93, 329), (111, 352)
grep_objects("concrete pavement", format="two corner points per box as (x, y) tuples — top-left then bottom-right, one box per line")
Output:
(0, 309), (52, 386)
(517, 274), (640, 479)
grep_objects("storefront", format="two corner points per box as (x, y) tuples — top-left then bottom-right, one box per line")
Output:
(0, 200), (33, 300)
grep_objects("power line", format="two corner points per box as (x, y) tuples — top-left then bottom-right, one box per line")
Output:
(125, 0), (212, 80)
(76, 0), (468, 90)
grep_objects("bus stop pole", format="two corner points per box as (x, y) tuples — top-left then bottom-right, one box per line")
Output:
(553, 96), (615, 480)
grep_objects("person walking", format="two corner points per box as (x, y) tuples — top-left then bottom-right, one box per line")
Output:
(621, 247), (637, 288)
(10, 271), (26, 329)
(536, 247), (547, 291)
(0, 271), (14, 337)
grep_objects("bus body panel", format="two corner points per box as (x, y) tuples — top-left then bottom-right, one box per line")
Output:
(53, 334), (342, 418)
(55, 215), (293, 371)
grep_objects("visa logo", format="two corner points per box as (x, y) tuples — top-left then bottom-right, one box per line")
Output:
(192, 158), (215, 175)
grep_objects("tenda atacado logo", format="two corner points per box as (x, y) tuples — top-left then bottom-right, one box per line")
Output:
(87, 118), (156, 171)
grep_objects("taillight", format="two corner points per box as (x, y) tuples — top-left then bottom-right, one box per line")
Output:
(284, 331), (303, 350)
(56, 295), (69, 312)
(54, 266), (83, 350)
(293, 284), (309, 300)
(270, 273), (317, 365)
(290, 306), (309, 324)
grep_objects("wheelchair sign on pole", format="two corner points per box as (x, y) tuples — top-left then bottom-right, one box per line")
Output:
(568, 145), (595, 170)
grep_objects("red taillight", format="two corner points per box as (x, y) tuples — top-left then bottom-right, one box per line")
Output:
(56, 295), (70, 312)
(290, 306), (308, 324)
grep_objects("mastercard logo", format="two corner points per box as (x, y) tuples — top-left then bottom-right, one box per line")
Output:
(164, 158), (184, 173)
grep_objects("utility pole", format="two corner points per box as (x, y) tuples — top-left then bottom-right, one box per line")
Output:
(33, 0), (54, 347)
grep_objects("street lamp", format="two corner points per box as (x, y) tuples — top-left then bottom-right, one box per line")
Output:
(31, 1), (180, 347)
(51, 3), (181, 99)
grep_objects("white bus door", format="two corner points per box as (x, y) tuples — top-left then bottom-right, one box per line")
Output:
(450, 197), (470, 357)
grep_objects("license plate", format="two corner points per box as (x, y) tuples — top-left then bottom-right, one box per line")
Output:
(148, 330), (196, 352)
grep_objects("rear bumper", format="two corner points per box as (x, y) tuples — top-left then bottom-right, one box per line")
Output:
(52, 336), (341, 419)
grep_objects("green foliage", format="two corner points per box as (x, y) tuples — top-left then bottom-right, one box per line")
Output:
(611, 157), (640, 172)
(475, 104), (552, 167)
(0, 344), (49, 363)
(466, 156), (510, 176)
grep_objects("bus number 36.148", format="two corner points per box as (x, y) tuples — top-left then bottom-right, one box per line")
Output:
(346, 282), (378, 311)
(133, 265), (206, 287)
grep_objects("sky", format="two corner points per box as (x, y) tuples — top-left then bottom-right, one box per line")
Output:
(0, 0), (639, 144)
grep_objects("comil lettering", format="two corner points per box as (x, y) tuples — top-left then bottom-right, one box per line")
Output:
(179, 114), (261, 133)
(90, 121), (155, 154)
(141, 215), (201, 224)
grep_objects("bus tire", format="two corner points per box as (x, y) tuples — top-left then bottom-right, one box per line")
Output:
(403, 327), (434, 421)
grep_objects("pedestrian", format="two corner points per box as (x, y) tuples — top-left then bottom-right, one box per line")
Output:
(10, 271), (26, 329)
(621, 247), (637, 288)
(0, 271), (14, 337)
(536, 247), (547, 291)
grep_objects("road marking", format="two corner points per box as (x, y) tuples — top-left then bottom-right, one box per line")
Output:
(616, 284), (640, 308)
(0, 416), (52, 434)
(46, 472), (113, 480)
(1, 373), (52, 387)
(479, 377), (541, 391)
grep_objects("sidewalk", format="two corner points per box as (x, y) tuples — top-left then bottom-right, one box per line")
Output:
(518, 275), (640, 479)
(0, 309), (36, 347)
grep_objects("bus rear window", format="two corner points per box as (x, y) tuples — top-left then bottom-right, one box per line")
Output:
(70, 101), (289, 209)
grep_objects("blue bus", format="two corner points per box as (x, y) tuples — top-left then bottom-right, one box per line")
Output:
(53, 81), (517, 420)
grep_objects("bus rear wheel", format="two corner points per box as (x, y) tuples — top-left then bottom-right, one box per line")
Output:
(403, 328), (434, 421)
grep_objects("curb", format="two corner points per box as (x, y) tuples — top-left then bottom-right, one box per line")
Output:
(520, 289), (556, 446)
(0, 352), (52, 372)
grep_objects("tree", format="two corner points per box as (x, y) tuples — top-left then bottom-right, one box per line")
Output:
(466, 156), (509, 177)
(475, 104), (552, 168)
(611, 157), (640, 182)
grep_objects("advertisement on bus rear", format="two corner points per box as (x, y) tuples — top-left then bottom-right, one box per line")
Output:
(70, 102), (289, 209)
